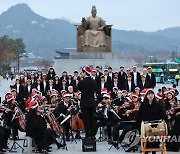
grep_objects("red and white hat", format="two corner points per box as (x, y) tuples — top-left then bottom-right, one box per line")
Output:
(132, 94), (139, 98)
(126, 97), (132, 102)
(155, 94), (163, 100)
(28, 101), (38, 110)
(117, 90), (122, 94)
(83, 66), (92, 75)
(145, 88), (154, 95)
(103, 93), (111, 99)
(113, 86), (118, 90)
(31, 92), (38, 98)
(63, 92), (71, 98)
(50, 93), (57, 98)
(6, 94), (15, 102)
(101, 88), (107, 94)
(140, 89), (147, 95)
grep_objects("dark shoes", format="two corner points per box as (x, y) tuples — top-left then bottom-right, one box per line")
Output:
(57, 143), (67, 149)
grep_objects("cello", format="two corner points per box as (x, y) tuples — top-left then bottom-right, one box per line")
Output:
(14, 106), (26, 132)
(69, 102), (84, 131)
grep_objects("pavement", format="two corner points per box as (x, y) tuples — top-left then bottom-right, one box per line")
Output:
(0, 78), (179, 153)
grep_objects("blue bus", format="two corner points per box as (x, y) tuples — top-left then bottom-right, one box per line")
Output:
(143, 62), (178, 83)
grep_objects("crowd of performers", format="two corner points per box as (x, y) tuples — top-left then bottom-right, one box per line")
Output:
(0, 65), (179, 153)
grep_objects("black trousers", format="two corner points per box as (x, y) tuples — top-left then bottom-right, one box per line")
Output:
(94, 118), (108, 136)
(81, 106), (95, 137)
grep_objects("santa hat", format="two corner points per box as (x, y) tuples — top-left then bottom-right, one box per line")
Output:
(103, 93), (111, 99)
(101, 88), (107, 94)
(83, 66), (92, 75)
(125, 97), (132, 102)
(135, 87), (140, 90)
(113, 86), (118, 90)
(63, 92), (71, 98)
(32, 88), (37, 93)
(6, 94), (15, 102)
(61, 90), (67, 94)
(122, 90), (127, 93)
(140, 89), (147, 95)
(50, 93), (57, 98)
(132, 65), (137, 68)
(117, 90), (122, 94)
(132, 94), (139, 98)
(145, 88), (154, 95)
(28, 101), (38, 110)
(31, 92), (38, 98)
(155, 94), (163, 100)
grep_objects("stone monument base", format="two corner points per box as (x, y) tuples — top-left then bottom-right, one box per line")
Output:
(54, 52), (136, 75)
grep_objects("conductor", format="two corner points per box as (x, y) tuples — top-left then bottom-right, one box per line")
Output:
(77, 66), (97, 139)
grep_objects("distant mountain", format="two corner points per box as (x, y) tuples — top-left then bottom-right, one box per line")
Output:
(0, 3), (180, 59)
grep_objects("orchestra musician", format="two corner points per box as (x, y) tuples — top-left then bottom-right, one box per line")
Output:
(111, 96), (138, 151)
(94, 93), (120, 144)
(26, 102), (65, 152)
(0, 105), (11, 152)
(136, 89), (167, 154)
(53, 92), (72, 141)
(3, 94), (19, 140)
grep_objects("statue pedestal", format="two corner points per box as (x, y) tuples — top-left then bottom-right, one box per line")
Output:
(82, 46), (107, 52)
(54, 52), (136, 75)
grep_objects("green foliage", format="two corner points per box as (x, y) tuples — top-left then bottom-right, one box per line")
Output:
(0, 35), (26, 74)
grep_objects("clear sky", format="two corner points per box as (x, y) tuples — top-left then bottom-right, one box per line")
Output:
(0, 0), (180, 32)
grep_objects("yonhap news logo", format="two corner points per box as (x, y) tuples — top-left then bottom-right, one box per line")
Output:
(124, 130), (140, 148)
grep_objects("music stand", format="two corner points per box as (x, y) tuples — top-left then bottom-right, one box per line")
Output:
(9, 139), (24, 153)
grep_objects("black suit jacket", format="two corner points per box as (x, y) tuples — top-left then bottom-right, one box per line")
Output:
(104, 75), (111, 84)
(97, 82), (109, 95)
(53, 101), (72, 123)
(108, 73), (114, 82)
(12, 84), (24, 98)
(130, 72), (142, 86)
(118, 71), (127, 90)
(138, 82), (150, 91)
(24, 85), (33, 99)
(125, 81), (136, 93)
(148, 73), (156, 88)
(77, 76), (97, 108)
(96, 72), (103, 83)
(41, 81), (49, 96)
(109, 82), (120, 91)
(59, 85), (68, 93)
